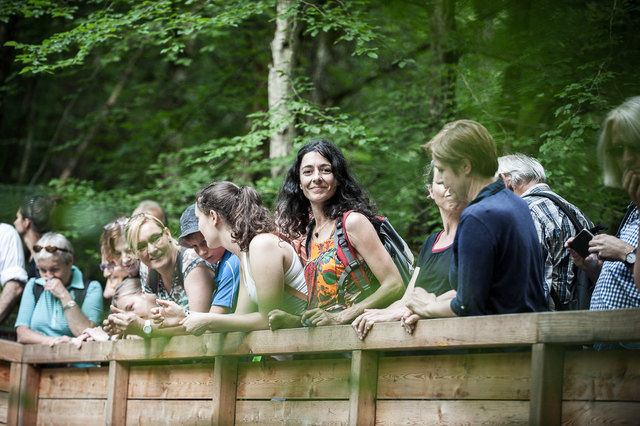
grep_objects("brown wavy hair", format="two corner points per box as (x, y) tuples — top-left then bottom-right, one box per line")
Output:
(196, 181), (275, 252)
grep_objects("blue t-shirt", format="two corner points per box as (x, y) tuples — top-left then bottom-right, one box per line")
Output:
(211, 250), (240, 312)
(15, 265), (103, 337)
(450, 179), (548, 316)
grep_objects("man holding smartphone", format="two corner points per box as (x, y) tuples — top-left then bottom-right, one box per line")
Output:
(498, 154), (593, 310)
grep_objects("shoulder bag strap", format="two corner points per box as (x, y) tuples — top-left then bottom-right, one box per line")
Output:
(523, 191), (583, 232)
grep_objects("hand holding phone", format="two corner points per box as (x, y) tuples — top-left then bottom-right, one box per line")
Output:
(569, 229), (594, 259)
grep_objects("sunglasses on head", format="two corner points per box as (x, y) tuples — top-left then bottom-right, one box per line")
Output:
(33, 245), (72, 254)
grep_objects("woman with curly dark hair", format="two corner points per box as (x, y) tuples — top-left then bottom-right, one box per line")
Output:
(270, 140), (404, 329)
(156, 181), (308, 334)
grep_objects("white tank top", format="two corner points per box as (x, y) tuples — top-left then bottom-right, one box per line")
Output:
(240, 243), (308, 314)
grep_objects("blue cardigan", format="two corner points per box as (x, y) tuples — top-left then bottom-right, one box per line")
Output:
(450, 179), (548, 316)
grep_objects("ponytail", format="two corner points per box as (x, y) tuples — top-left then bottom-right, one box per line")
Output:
(196, 181), (275, 251)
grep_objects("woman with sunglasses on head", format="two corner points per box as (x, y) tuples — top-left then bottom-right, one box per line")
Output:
(100, 216), (139, 300)
(15, 232), (103, 346)
(154, 181), (308, 334)
(109, 213), (215, 337)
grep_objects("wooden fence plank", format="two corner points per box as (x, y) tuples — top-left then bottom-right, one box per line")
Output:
(237, 358), (350, 400)
(0, 364), (8, 393)
(0, 391), (7, 425)
(16, 310), (640, 365)
(375, 400), (529, 425)
(211, 355), (237, 426)
(563, 349), (640, 401)
(235, 400), (349, 425)
(105, 360), (128, 426)
(128, 363), (214, 399)
(17, 364), (39, 426)
(6, 363), (21, 426)
(377, 352), (531, 400)
(38, 367), (108, 398)
(348, 350), (378, 426)
(529, 343), (564, 425)
(125, 400), (213, 425)
(537, 308), (640, 344)
(562, 401), (640, 424)
(0, 342), (21, 364)
(36, 399), (105, 426)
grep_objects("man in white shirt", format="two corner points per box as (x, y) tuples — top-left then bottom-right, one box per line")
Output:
(0, 223), (28, 324)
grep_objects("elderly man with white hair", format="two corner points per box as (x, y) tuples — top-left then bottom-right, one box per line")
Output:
(498, 153), (593, 310)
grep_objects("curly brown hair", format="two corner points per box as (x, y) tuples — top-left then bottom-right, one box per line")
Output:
(196, 181), (275, 252)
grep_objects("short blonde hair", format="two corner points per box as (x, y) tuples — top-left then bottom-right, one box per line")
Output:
(597, 96), (640, 188)
(125, 213), (177, 255)
(34, 232), (73, 265)
(422, 120), (498, 178)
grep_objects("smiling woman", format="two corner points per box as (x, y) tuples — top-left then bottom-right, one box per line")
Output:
(272, 139), (404, 329)
(124, 213), (215, 315)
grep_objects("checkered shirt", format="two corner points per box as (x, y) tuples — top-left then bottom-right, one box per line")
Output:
(590, 203), (640, 310)
(523, 184), (593, 309)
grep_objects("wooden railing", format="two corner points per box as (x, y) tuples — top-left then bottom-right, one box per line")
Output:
(1, 308), (639, 425)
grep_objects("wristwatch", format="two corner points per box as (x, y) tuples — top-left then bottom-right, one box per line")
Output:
(63, 300), (77, 311)
(625, 249), (637, 266)
(142, 319), (152, 336)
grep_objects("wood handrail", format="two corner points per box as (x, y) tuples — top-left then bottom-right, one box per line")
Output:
(2, 308), (639, 364)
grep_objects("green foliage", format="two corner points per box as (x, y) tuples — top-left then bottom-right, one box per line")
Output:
(2, 0), (640, 272)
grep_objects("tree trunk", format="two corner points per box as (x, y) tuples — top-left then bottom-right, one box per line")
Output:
(58, 48), (142, 180)
(268, 0), (298, 178)
(427, 0), (459, 123)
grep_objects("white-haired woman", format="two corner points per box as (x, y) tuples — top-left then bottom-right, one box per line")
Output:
(15, 232), (103, 346)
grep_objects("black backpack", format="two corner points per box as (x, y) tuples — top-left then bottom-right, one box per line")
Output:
(306, 210), (414, 305)
(523, 191), (597, 310)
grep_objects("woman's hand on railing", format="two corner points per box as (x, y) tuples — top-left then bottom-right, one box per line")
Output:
(301, 308), (341, 327)
(352, 307), (408, 340)
(400, 310), (421, 335)
(73, 327), (110, 349)
(47, 335), (73, 347)
(180, 312), (211, 335)
(151, 299), (186, 328)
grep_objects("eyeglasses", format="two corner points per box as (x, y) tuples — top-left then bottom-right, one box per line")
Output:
(33, 245), (72, 254)
(99, 264), (117, 271)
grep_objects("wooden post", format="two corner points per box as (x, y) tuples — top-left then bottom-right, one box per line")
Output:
(17, 363), (40, 426)
(7, 362), (22, 426)
(349, 350), (378, 426)
(211, 355), (238, 426)
(529, 343), (564, 424)
(105, 360), (129, 426)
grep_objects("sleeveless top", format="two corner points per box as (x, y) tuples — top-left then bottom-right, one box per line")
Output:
(305, 223), (373, 311)
(240, 243), (308, 315)
(415, 230), (455, 295)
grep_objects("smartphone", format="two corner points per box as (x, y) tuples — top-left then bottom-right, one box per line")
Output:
(569, 229), (594, 259)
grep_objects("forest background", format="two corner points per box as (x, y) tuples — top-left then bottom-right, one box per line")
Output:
(1, 0), (639, 283)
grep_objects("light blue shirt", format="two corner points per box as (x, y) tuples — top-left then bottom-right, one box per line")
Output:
(211, 250), (240, 312)
(15, 265), (103, 337)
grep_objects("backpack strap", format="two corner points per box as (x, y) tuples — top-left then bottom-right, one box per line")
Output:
(33, 278), (89, 307)
(334, 210), (372, 305)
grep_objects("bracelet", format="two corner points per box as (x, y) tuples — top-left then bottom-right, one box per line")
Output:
(63, 300), (77, 311)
